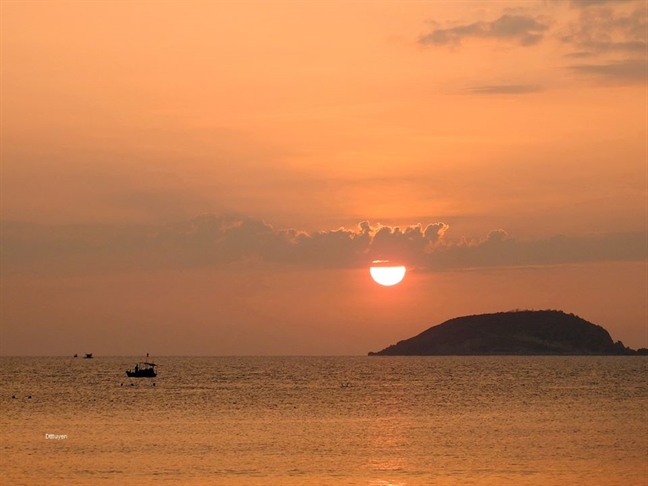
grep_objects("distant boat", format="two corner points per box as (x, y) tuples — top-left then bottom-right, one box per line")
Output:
(126, 362), (157, 378)
(83, 353), (93, 359)
(73, 354), (78, 358)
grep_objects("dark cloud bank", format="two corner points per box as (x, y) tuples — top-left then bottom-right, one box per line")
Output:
(1, 215), (645, 275)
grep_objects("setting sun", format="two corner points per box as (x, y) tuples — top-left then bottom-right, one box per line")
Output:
(370, 261), (406, 286)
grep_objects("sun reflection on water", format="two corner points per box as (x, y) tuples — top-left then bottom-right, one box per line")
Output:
(367, 411), (410, 486)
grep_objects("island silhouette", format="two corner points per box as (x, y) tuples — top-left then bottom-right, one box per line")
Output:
(369, 310), (647, 356)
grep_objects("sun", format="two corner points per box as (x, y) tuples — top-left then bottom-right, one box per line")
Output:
(369, 260), (406, 286)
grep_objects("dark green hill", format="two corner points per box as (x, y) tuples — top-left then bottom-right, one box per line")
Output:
(368, 310), (641, 356)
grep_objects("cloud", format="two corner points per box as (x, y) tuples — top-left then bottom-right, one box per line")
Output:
(418, 14), (549, 47)
(560, 3), (647, 84)
(418, 3), (646, 90)
(569, 0), (642, 9)
(467, 84), (543, 95)
(416, 231), (648, 272)
(561, 4), (647, 56)
(563, 51), (597, 59)
(568, 58), (647, 84)
(1, 215), (645, 276)
(485, 229), (509, 243)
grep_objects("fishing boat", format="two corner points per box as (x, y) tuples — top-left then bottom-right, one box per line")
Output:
(126, 362), (157, 378)
(83, 353), (93, 359)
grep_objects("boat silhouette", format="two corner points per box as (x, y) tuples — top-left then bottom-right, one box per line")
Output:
(126, 362), (157, 378)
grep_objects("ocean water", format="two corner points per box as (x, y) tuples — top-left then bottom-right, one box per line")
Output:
(1, 356), (646, 485)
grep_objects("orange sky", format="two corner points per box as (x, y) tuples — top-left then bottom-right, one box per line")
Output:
(1, 1), (646, 354)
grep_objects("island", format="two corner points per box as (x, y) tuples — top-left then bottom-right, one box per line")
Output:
(368, 310), (647, 356)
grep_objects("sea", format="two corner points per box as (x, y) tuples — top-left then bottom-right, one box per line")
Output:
(1, 356), (646, 486)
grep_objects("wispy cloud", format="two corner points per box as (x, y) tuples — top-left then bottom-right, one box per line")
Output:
(569, 58), (647, 84)
(561, 3), (647, 84)
(418, 14), (549, 47)
(1, 215), (645, 276)
(467, 84), (543, 95)
(561, 3), (647, 56)
(569, 0), (642, 9)
(418, 3), (647, 89)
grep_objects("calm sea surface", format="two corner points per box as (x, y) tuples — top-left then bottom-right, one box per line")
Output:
(1, 356), (646, 485)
